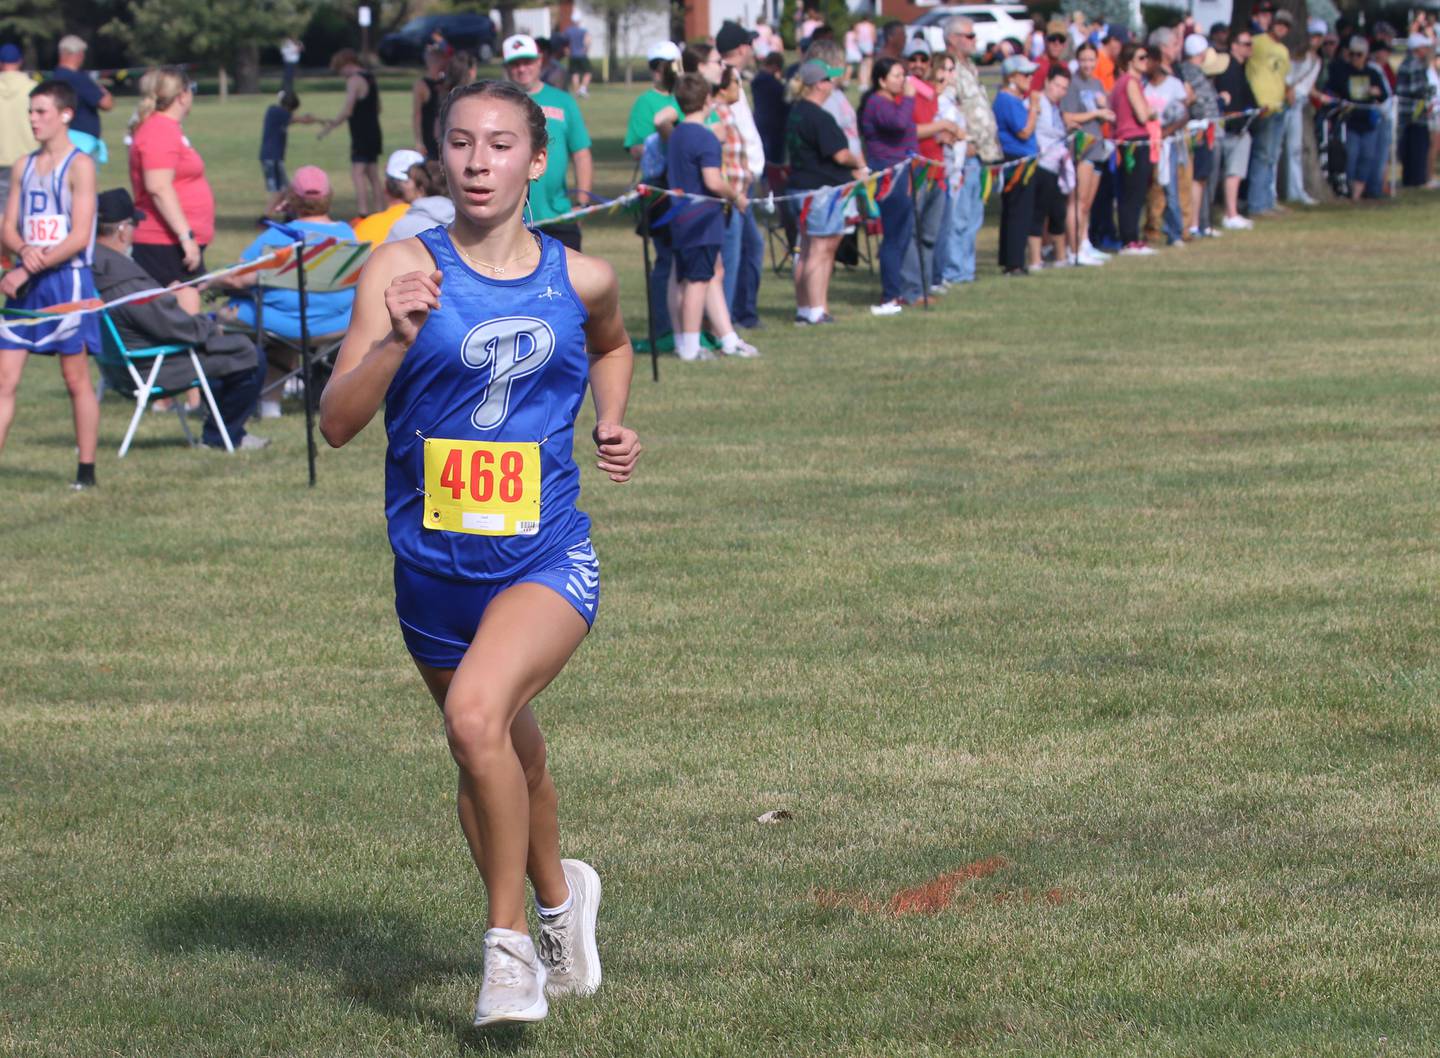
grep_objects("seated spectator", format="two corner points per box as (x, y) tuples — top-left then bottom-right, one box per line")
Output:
(218, 166), (356, 416)
(992, 55), (1041, 274)
(386, 160), (455, 241)
(90, 189), (268, 450)
(353, 149), (426, 243)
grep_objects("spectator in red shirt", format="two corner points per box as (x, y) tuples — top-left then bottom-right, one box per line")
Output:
(128, 67), (215, 286)
(1030, 30), (1070, 90)
(903, 35), (961, 296)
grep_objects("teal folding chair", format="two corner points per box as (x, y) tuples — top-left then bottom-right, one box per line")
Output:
(93, 310), (233, 456)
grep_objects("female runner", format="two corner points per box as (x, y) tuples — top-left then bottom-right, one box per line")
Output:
(319, 79), (641, 1028)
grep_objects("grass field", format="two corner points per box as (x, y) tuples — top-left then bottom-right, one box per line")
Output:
(3, 81), (1440, 1057)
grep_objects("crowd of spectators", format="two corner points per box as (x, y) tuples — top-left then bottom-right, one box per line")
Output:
(2, 12), (1439, 480)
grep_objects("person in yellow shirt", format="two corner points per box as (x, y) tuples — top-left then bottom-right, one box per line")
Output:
(352, 149), (426, 243)
(0, 44), (38, 208)
(1245, 4), (1292, 214)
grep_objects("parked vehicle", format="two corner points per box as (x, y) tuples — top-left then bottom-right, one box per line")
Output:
(378, 13), (497, 65)
(909, 5), (1034, 57)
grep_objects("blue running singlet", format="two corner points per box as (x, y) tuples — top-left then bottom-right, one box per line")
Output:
(384, 226), (592, 582)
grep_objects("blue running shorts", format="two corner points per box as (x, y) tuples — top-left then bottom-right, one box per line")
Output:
(394, 538), (599, 668)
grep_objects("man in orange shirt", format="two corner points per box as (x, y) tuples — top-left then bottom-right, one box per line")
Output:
(1089, 24), (1127, 249)
(1094, 24), (1127, 90)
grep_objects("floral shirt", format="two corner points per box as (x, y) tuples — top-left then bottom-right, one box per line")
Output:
(953, 55), (1001, 162)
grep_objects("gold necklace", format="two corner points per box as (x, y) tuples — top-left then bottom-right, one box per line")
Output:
(450, 231), (540, 276)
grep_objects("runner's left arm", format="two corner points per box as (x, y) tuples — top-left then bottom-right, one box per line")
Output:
(570, 253), (640, 483)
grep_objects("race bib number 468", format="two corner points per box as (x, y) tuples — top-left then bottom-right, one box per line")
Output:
(423, 438), (540, 536)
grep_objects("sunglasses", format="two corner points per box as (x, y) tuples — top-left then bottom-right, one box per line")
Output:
(954, 31), (977, 39)
(1235, 38), (1254, 45)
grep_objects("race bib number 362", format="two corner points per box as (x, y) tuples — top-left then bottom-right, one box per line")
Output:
(423, 438), (541, 536)
(24, 214), (68, 248)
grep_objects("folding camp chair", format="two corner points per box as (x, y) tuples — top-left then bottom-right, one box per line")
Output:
(231, 238), (371, 406)
(763, 163), (797, 275)
(93, 310), (233, 456)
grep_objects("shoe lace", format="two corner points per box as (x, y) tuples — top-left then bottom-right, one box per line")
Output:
(538, 916), (574, 977)
(484, 938), (527, 992)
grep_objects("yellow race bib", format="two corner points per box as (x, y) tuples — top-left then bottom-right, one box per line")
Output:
(423, 438), (541, 536)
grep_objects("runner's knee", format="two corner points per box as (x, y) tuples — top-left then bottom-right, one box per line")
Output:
(444, 696), (517, 768)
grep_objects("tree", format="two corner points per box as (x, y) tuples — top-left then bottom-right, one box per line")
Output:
(0, 0), (64, 64)
(115, 0), (309, 92)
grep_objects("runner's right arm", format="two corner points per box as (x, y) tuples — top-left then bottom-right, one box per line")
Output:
(319, 240), (437, 447)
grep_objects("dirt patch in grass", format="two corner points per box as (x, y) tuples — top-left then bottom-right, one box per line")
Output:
(814, 855), (1012, 916)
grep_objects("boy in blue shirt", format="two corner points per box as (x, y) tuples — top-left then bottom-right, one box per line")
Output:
(664, 73), (756, 361)
(259, 91), (318, 218)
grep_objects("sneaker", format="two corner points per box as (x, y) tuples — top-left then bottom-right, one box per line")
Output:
(539, 859), (603, 998)
(258, 399), (282, 419)
(869, 299), (903, 316)
(1118, 242), (1157, 256)
(1081, 240), (1110, 260)
(721, 337), (761, 358)
(473, 928), (548, 1027)
(70, 480), (95, 491)
(1291, 193), (1318, 207)
(1049, 257), (1074, 269)
(794, 312), (835, 326)
(1077, 248), (1108, 266)
(1221, 214), (1253, 231)
(1165, 238), (1185, 248)
(928, 282), (949, 296)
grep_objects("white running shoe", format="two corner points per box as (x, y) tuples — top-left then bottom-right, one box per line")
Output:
(1118, 242), (1157, 256)
(1081, 240), (1111, 260)
(1077, 248), (1107, 266)
(722, 337), (761, 358)
(869, 299), (903, 316)
(539, 859), (603, 998)
(1221, 214), (1253, 230)
(473, 928), (548, 1027)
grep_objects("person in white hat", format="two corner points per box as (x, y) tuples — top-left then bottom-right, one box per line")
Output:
(502, 33), (593, 250)
(353, 149), (428, 243)
(626, 41), (681, 162)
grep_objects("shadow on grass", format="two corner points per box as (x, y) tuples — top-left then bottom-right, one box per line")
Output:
(143, 893), (529, 1053)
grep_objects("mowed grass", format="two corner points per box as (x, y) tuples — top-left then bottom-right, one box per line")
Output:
(3, 81), (1440, 1057)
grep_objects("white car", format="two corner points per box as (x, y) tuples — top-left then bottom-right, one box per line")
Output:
(909, 5), (1035, 56)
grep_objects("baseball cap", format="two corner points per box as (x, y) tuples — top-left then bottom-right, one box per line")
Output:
(385, 149), (425, 181)
(291, 165), (331, 198)
(0, 43), (21, 63)
(502, 34), (539, 62)
(715, 20), (757, 55)
(906, 35), (932, 56)
(797, 60), (831, 86)
(1307, 18), (1327, 35)
(1000, 55), (1037, 76)
(97, 188), (146, 225)
(1348, 35), (1369, 53)
(1183, 32), (1208, 57)
(1104, 24), (1131, 45)
(1200, 48), (1229, 76)
(647, 40), (681, 63)
(1254, 0), (1275, 12)
(1408, 32), (1434, 50)
(1273, 10), (1294, 27)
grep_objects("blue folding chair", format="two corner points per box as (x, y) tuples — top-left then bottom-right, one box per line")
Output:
(93, 310), (233, 456)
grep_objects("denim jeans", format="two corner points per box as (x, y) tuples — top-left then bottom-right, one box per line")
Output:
(730, 195), (764, 327)
(1163, 160), (1185, 244)
(1367, 112), (1391, 197)
(876, 181), (915, 302)
(202, 346), (266, 447)
(721, 204), (744, 309)
(936, 158), (981, 284)
(1283, 102), (1308, 200)
(648, 238), (672, 337)
(901, 181), (945, 296)
(1246, 110), (1285, 213)
(1345, 124), (1382, 191)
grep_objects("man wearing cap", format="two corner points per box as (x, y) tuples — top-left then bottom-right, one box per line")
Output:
(716, 20), (767, 330)
(503, 33), (592, 251)
(90, 189), (269, 450)
(1324, 36), (1388, 198)
(354, 149), (427, 244)
(937, 16), (1001, 286)
(0, 43), (36, 208)
(903, 36), (959, 296)
(1282, 19), (1329, 204)
(52, 35), (113, 164)
(1244, 5), (1291, 215)
(1030, 29), (1069, 91)
(1396, 33), (1435, 186)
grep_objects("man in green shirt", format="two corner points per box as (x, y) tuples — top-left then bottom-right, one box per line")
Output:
(625, 41), (681, 162)
(502, 34), (593, 250)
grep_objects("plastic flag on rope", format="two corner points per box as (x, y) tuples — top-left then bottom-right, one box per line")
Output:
(797, 192), (815, 232)
(1003, 163), (1025, 193)
(1074, 130), (1090, 157)
(1022, 158), (1038, 185)
(1123, 143), (1136, 172)
(877, 169), (894, 201)
(979, 166), (994, 202)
